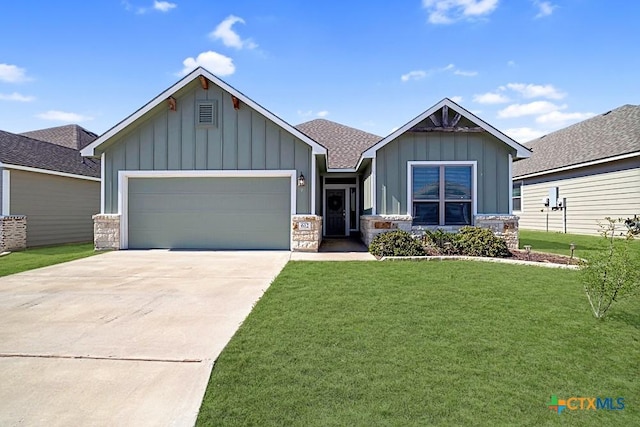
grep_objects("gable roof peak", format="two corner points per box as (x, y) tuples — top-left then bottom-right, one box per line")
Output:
(363, 97), (531, 159)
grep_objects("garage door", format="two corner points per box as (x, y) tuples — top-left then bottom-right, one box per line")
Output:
(127, 177), (291, 249)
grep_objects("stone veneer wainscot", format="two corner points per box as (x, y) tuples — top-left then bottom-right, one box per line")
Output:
(360, 214), (519, 249)
(0, 215), (27, 252)
(291, 215), (322, 252)
(93, 214), (120, 250)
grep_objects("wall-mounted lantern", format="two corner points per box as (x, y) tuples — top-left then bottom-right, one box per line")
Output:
(297, 173), (306, 187)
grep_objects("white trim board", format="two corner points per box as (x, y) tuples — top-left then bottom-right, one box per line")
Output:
(363, 98), (531, 160)
(0, 161), (100, 182)
(513, 151), (640, 180)
(81, 67), (327, 157)
(406, 160), (478, 223)
(117, 169), (297, 250)
(2, 169), (10, 215)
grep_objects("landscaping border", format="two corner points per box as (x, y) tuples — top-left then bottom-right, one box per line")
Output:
(378, 255), (581, 269)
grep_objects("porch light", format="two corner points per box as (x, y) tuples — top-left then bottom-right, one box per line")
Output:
(297, 173), (306, 187)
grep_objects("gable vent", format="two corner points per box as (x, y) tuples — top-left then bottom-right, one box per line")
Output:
(197, 101), (217, 126)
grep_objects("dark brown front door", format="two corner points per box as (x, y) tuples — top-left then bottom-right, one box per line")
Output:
(326, 189), (346, 236)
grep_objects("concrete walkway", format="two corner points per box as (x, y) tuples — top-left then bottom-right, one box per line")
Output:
(290, 238), (376, 261)
(0, 250), (289, 427)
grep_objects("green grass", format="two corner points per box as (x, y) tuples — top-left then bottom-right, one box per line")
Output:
(197, 261), (639, 426)
(0, 242), (98, 277)
(519, 229), (640, 261)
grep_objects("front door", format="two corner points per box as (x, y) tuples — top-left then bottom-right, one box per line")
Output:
(326, 189), (346, 236)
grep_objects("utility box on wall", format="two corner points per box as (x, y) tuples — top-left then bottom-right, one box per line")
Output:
(548, 187), (559, 208)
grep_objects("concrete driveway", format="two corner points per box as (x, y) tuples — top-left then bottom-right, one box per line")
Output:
(0, 250), (290, 427)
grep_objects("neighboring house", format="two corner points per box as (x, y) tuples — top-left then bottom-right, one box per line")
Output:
(0, 128), (100, 251)
(80, 67), (530, 251)
(21, 124), (99, 150)
(513, 105), (640, 235)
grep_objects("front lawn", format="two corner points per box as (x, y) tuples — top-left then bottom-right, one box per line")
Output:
(198, 261), (639, 426)
(519, 229), (640, 260)
(0, 242), (97, 277)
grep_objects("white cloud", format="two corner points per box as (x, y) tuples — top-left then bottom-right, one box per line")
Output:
(153, 1), (176, 12)
(450, 96), (464, 103)
(454, 69), (478, 77)
(533, 1), (555, 18)
(178, 51), (235, 76)
(401, 70), (428, 82)
(123, 0), (176, 14)
(0, 63), (30, 83)
(298, 110), (329, 118)
(507, 60), (516, 67)
(0, 92), (35, 102)
(473, 92), (510, 104)
(504, 127), (547, 143)
(535, 110), (595, 125)
(36, 110), (93, 123)
(498, 101), (565, 118)
(422, 0), (499, 24)
(506, 83), (565, 99)
(443, 63), (477, 77)
(210, 15), (257, 50)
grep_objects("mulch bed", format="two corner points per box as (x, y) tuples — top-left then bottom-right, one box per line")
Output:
(509, 249), (582, 265)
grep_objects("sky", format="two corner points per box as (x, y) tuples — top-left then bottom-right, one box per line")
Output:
(0, 0), (639, 143)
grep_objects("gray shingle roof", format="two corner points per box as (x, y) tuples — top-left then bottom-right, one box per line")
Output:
(295, 119), (381, 169)
(0, 130), (100, 178)
(20, 124), (98, 151)
(513, 104), (640, 178)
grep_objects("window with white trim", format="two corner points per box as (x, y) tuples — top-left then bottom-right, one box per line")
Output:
(411, 164), (474, 226)
(512, 181), (522, 212)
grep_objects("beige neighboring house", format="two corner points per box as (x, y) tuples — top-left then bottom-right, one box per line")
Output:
(0, 125), (101, 250)
(512, 104), (640, 235)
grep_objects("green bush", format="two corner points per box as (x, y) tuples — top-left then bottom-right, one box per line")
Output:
(369, 230), (426, 257)
(421, 229), (461, 255)
(454, 226), (511, 258)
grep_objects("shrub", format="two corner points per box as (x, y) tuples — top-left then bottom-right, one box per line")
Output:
(421, 229), (461, 255)
(454, 226), (511, 258)
(582, 217), (640, 319)
(369, 230), (425, 257)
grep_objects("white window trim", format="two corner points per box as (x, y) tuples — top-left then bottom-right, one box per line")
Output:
(406, 161), (478, 225)
(512, 180), (523, 213)
(117, 169), (297, 250)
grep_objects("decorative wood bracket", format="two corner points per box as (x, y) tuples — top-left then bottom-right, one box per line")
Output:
(417, 106), (471, 132)
(199, 76), (209, 90)
(231, 95), (240, 110)
(167, 96), (177, 111)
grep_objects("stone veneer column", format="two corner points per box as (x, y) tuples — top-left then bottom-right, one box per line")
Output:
(93, 214), (121, 250)
(473, 214), (520, 249)
(291, 215), (322, 252)
(360, 215), (413, 246)
(0, 215), (27, 252)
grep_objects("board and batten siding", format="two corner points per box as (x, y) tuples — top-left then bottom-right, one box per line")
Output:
(100, 79), (312, 215)
(9, 170), (100, 246)
(375, 132), (514, 215)
(516, 159), (640, 235)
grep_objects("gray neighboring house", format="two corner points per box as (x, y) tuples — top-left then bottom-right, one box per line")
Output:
(81, 67), (530, 252)
(513, 105), (640, 235)
(0, 127), (100, 250)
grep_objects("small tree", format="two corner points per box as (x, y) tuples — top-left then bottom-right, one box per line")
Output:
(582, 217), (640, 319)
